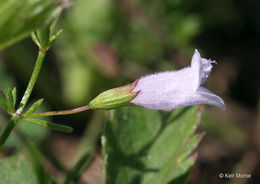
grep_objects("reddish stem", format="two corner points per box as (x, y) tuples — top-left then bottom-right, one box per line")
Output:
(23, 105), (90, 117)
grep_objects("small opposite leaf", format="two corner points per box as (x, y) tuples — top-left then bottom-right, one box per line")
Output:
(7, 88), (14, 113)
(49, 29), (63, 45)
(49, 11), (61, 37)
(25, 99), (44, 115)
(24, 118), (73, 133)
(12, 87), (17, 109)
(31, 32), (41, 48)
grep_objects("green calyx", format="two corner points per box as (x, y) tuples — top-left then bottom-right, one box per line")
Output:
(89, 80), (139, 110)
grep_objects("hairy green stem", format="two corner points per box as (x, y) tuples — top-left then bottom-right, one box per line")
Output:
(0, 117), (18, 146)
(17, 50), (46, 114)
(0, 50), (46, 147)
(24, 105), (90, 117)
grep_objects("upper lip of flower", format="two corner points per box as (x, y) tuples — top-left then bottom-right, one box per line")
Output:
(192, 49), (215, 89)
(130, 49), (226, 111)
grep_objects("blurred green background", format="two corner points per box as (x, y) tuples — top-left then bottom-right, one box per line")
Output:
(0, 0), (260, 183)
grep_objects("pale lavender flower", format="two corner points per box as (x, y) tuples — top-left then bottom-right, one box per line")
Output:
(130, 49), (225, 110)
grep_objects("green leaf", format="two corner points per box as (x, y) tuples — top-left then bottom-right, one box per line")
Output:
(12, 87), (17, 109)
(49, 29), (63, 46)
(7, 88), (15, 113)
(25, 99), (44, 115)
(0, 0), (58, 50)
(0, 153), (39, 184)
(24, 118), (73, 133)
(104, 106), (201, 184)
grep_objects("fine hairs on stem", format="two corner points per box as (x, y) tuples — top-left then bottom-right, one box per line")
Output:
(23, 105), (90, 117)
(0, 50), (46, 146)
(16, 51), (46, 114)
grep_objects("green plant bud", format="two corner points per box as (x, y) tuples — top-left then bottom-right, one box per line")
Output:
(89, 80), (139, 110)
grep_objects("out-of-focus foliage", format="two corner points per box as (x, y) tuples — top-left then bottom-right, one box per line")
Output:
(0, 143), (57, 184)
(58, 0), (116, 106)
(104, 106), (201, 184)
(57, 0), (204, 107)
(0, 0), (58, 50)
(200, 109), (248, 148)
(0, 60), (15, 93)
(0, 153), (38, 184)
